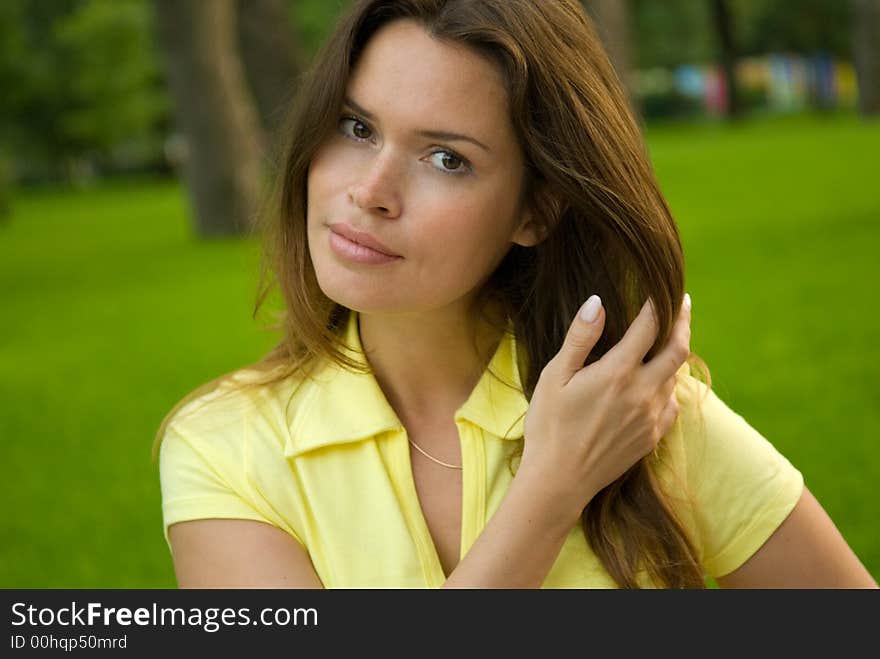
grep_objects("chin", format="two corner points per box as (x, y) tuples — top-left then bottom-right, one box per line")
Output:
(314, 270), (402, 314)
(321, 282), (445, 316)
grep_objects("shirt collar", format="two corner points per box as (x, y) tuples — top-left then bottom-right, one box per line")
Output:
(284, 310), (528, 459)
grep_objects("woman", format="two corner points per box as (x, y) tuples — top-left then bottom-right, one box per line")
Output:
(155, 0), (876, 588)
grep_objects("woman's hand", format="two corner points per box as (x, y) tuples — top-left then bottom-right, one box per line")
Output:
(521, 293), (692, 524)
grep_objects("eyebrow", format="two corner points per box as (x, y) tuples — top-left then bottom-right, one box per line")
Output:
(342, 96), (491, 153)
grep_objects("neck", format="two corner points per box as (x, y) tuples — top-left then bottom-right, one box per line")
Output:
(357, 297), (505, 427)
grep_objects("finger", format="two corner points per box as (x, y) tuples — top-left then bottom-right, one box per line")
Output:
(657, 391), (680, 439)
(642, 293), (691, 386)
(657, 374), (676, 403)
(547, 294), (606, 385)
(603, 296), (659, 367)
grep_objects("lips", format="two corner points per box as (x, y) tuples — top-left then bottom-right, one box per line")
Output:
(327, 222), (401, 257)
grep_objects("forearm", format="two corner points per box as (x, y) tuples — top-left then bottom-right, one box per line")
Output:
(442, 461), (585, 589)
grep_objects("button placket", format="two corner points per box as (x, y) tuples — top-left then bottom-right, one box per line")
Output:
(458, 422), (486, 560)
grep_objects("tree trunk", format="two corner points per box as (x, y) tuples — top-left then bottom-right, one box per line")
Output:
(854, 0), (880, 115)
(710, 0), (742, 119)
(154, 0), (264, 237)
(237, 0), (302, 141)
(582, 0), (636, 102)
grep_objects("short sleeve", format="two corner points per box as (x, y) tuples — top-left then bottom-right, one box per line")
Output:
(158, 419), (274, 553)
(675, 373), (805, 578)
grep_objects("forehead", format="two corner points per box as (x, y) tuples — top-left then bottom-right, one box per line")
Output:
(348, 19), (514, 147)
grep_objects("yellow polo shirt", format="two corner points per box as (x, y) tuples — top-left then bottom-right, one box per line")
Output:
(158, 310), (804, 588)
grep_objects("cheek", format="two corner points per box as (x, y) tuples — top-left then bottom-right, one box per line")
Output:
(416, 199), (517, 278)
(306, 152), (333, 217)
(307, 141), (352, 211)
(458, 194), (518, 250)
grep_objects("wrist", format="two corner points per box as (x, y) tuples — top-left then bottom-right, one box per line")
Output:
(512, 457), (586, 534)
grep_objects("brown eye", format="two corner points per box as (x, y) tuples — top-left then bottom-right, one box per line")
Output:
(352, 120), (371, 140)
(340, 117), (372, 141)
(440, 153), (462, 171)
(428, 150), (470, 176)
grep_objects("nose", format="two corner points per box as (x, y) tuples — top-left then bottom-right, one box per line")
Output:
(347, 153), (402, 218)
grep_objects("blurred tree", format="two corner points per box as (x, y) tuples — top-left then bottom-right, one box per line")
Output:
(710, 0), (742, 118)
(0, 0), (73, 177)
(734, 0), (853, 57)
(582, 0), (636, 101)
(0, 0), (167, 183)
(54, 0), (169, 176)
(632, 0), (713, 68)
(237, 0), (303, 140)
(853, 0), (880, 115)
(0, 0), (33, 178)
(154, 0), (264, 237)
(289, 0), (353, 59)
(633, 0), (852, 66)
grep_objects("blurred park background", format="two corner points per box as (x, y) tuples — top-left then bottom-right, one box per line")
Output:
(1, 0), (878, 588)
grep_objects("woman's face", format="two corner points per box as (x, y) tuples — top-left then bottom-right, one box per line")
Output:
(306, 19), (540, 316)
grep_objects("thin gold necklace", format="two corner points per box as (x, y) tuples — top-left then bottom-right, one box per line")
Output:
(408, 437), (463, 470)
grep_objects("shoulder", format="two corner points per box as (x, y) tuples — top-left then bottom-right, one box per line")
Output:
(671, 363), (793, 470)
(160, 365), (313, 457)
(661, 362), (804, 577)
(157, 366), (318, 552)
(668, 361), (800, 479)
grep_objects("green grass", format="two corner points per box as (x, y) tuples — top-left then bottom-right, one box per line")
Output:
(1, 178), (277, 587)
(2, 112), (878, 587)
(648, 112), (880, 581)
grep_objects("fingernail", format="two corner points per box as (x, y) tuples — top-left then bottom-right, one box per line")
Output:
(683, 293), (691, 312)
(580, 295), (601, 323)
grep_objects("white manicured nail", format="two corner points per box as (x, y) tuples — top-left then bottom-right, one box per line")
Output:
(580, 295), (601, 323)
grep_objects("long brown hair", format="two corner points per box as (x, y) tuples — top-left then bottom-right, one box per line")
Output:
(154, 0), (712, 588)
